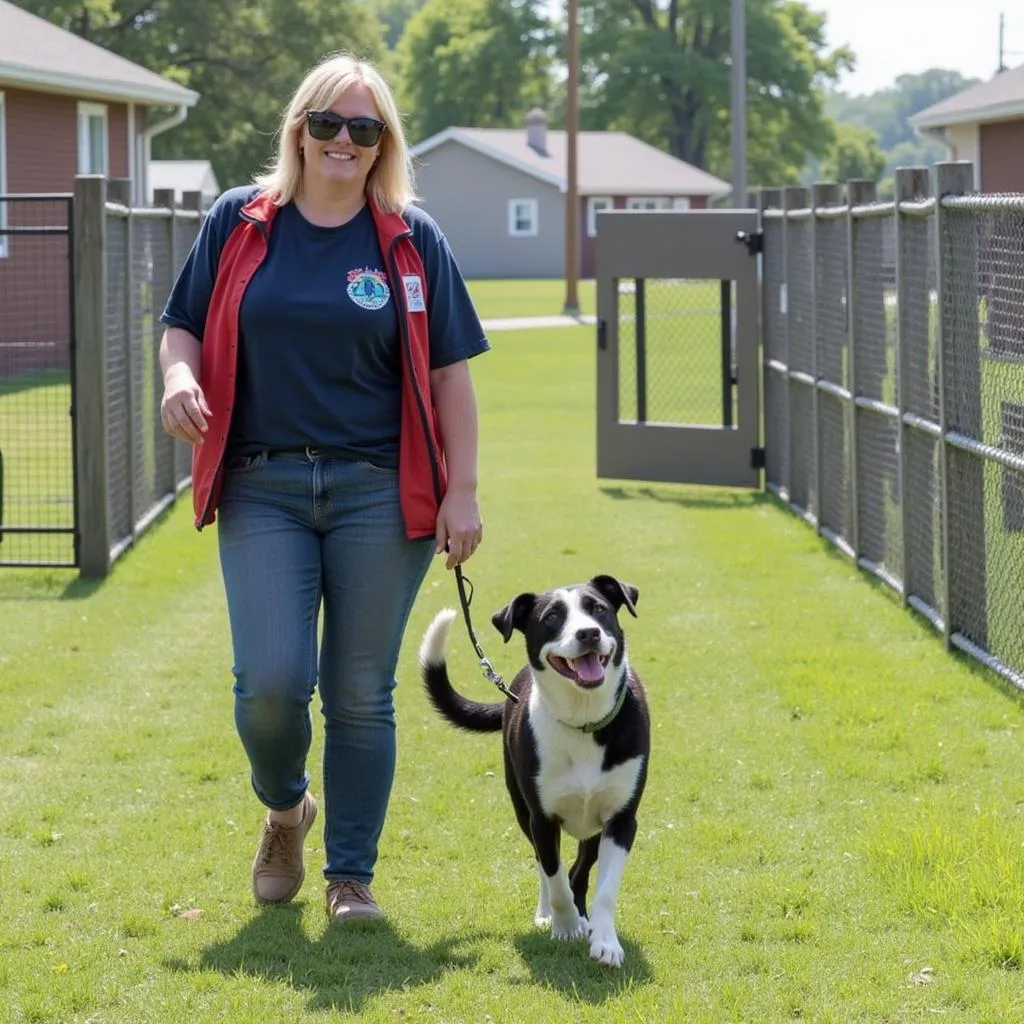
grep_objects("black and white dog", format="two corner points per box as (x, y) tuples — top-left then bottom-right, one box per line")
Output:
(418, 574), (649, 968)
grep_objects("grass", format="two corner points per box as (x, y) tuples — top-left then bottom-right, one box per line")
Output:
(466, 278), (597, 320)
(4, 325), (1024, 1021)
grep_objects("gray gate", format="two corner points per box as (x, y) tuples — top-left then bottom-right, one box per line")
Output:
(595, 209), (762, 488)
(0, 193), (78, 568)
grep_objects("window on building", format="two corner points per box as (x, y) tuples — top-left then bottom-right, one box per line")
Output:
(508, 198), (538, 237)
(77, 102), (109, 176)
(626, 197), (670, 210)
(672, 197), (692, 210)
(587, 197), (613, 236)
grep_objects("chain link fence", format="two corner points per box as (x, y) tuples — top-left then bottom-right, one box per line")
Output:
(0, 195), (75, 567)
(761, 162), (1024, 691)
(74, 176), (202, 576)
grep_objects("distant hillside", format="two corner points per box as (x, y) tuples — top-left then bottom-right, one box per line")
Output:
(809, 68), (984, 193)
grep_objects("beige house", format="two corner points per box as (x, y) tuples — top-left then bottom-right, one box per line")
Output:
(410, 109), (731, 279)
(910, 62), (1024, 192)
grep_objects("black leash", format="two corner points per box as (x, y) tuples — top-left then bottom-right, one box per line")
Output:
(454, 564), (519, 702)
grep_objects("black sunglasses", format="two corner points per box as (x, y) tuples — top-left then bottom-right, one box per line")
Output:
(305, 110), (387, 147)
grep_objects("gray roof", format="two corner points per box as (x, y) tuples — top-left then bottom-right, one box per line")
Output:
(0, 0), (197, 106)
(911, 62), (1024, 130)
(412, 126), (731, 197)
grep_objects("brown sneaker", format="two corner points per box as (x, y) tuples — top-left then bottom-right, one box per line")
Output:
(251, 792), (317, 905)
(326, 880), (384, 923)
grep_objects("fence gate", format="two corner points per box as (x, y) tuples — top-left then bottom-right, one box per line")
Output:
(0, 194), (77, 568)
(595, 209), (762, 487)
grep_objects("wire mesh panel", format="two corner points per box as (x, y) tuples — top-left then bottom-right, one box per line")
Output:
(105, 210), (132, 550)
(616, 278), (733, 426)
(815, 210), (850, 545)
(852, 207), (901, 587)
(786, 214), (816, 516)
(0, 195), (76, 567)
(762, 209), (788, 495)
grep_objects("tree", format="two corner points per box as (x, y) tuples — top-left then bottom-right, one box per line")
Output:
(396, 0), (556, 142)
(574, 0), (854, 187)
(821, 123), (886, 182)
(13, 0), (387, 190)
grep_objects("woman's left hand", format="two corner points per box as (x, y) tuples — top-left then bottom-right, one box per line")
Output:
(435, 487), (483, 570)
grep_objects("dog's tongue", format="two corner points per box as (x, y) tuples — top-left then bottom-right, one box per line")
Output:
(573, 653), (604, 682)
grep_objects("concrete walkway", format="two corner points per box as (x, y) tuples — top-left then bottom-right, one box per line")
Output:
(480, 313), (597, 332)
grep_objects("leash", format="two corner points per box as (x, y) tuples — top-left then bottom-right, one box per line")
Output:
(454, 564), (519, 702)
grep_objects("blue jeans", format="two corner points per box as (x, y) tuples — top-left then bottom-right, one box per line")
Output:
(216, 451), (434, 885)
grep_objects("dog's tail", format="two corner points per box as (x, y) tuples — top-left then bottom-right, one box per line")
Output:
(419, 608), (504, 733)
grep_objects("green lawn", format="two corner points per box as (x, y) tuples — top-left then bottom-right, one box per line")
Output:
(466, 278), (597, 320)
(4, 326), (1024, 1022)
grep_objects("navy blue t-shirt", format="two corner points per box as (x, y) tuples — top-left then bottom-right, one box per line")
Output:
(160, 185), (489, 468)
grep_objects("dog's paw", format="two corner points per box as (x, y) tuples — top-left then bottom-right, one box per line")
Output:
(551, 909), (587, 941)
(589, 933), (625, 968)
(534, 912), (552, 928)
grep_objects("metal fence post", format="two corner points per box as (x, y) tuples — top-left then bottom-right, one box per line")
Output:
(73, 175), (110, 578)
(154, 188), (177, 500)
(934, 160), (987, 651)
(846, 179), (877, 565)
(894, 167), (930, 608)
(783, 185), (808, 514)
(812, 182), (842, 537)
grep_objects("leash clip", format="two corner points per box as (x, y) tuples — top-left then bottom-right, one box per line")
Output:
(479, 654), (519, 703)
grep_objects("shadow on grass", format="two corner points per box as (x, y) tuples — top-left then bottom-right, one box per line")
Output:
(599, 484), (770, 511)
(512, 928), (654, 1000)
(166, 904), (491, 1014)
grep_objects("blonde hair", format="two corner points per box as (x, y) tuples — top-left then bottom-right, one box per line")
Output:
(254, 52), (418, 214)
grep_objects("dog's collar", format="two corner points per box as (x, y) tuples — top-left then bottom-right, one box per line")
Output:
(577, 681), (628, 734)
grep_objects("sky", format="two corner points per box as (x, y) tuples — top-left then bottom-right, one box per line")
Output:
(814, 0), (1018, 95)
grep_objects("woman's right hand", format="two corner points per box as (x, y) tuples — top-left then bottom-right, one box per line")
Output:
(161, 366), (212, 445)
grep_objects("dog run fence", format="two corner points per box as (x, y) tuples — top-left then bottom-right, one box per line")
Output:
(760, 164), (1024, 692)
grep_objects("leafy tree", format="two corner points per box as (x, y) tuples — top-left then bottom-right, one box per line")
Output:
(13, 0), (387, 189)
(396, 0), (556, 142)
(574, 0), (853, 187)
(820, 122), (886, 182)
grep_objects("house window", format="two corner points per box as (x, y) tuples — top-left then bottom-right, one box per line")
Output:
(508, 199), (538, 237)
(672, 197), (692, 210)
(587, 197), (613, 237)
(0, 92), (7, 259)
(77, 102), (108, 176)
(626, 197), (670, 210)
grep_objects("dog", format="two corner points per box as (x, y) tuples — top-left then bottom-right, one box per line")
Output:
(418, 574), (649, 968)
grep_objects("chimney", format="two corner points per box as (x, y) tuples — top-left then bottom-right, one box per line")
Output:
(525, 107), (549, 156)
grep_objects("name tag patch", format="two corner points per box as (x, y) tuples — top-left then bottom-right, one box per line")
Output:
(403, 275), (426, 313)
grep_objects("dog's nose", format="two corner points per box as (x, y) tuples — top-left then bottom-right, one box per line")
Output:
(575, 627), (601, 646)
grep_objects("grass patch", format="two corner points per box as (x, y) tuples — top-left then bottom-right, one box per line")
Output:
(466, 278), (597, 319)
(3, 326), (1024, 1021)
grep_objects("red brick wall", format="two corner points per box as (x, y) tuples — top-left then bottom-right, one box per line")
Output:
(1, 88), (131, 376)
(980, 118), (1024, 193)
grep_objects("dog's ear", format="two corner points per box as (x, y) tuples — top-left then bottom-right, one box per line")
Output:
(589, 575), (639, 617)
(491, 592), (536, 642)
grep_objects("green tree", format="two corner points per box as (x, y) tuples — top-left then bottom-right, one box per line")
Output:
(820, 122), (886, 182)
(574, 0), (853, 187)
(13, 0), (386, 190)
(396, 0), (556, 142)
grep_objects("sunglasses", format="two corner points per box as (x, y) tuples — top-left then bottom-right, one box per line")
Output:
(305, 110), (387, 147)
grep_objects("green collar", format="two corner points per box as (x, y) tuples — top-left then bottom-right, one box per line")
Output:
(578, 682), (628, 734)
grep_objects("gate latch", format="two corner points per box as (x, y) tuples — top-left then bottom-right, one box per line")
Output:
(736, 229), (763, 256)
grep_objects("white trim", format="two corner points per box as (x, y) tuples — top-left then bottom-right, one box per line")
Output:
(0, 60), (197, 107)
(412, 127), (567, 192)
(587, 196), (613, 236)
(508, 198), (539, 237)
(911, 99), (1024, 131)
(77, 101), (109, 175)
(0, 91), (7, 259)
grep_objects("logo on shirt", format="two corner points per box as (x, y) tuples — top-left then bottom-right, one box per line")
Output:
(347, 268), (390, 311)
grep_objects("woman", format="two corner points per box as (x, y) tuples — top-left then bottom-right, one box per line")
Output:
(158, 52), (489, 923)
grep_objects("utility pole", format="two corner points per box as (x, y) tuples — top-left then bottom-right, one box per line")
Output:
(730, 0), (747, 208)
(563, 0), (580, 316)
(999, 12), (1007, 72)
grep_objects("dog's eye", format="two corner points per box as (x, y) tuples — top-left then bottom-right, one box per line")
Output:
(544, 610), (560, 624)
